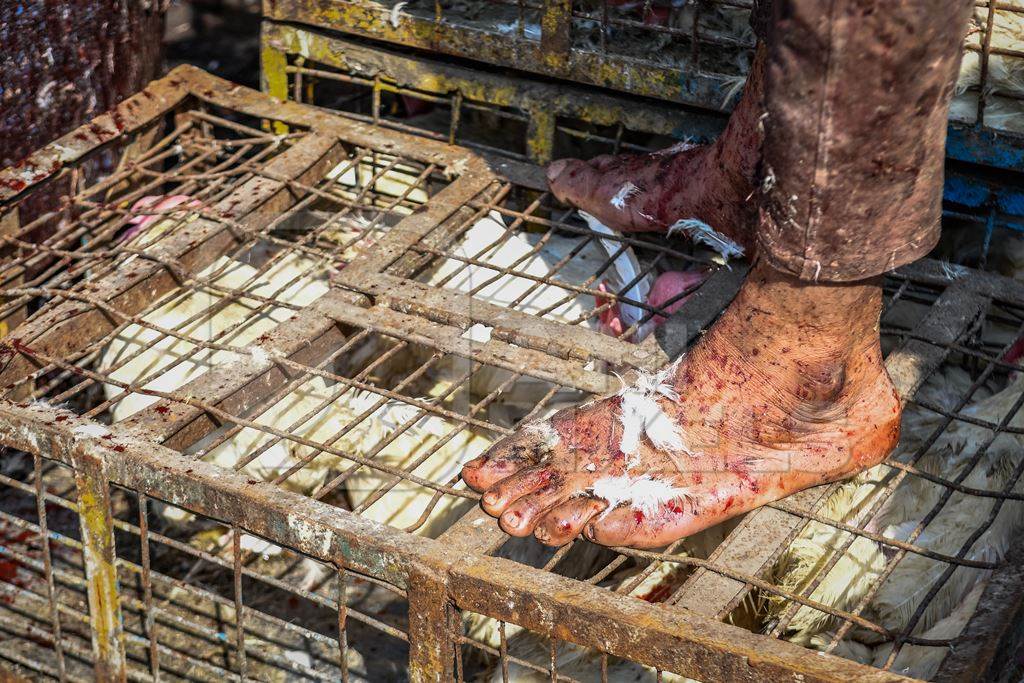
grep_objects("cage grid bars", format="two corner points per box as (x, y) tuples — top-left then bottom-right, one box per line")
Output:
(0, 78), (974, 671)
(0, 495), (390, 680)
(0, 400), (910, 683)
(0, 66), (1021, 681)
(311, 94), (1024, 679)
(260, 21), (726, 166)
(259, 22), (1024, 268)
(262, 0), (747, 111)
(263, 0), (1024, 131)
(0, 66), (974, 675)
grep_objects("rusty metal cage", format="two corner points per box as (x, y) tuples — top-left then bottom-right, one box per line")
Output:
(259, 21), (727, 167)
(261, 0), (1024, 136)
(1, 67), (1024, 681)
(260, 1), (1024, 276)
(258, 19), (1024, 284)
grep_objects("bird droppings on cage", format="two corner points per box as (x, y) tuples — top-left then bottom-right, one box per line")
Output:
(3, 66), (1024, 681)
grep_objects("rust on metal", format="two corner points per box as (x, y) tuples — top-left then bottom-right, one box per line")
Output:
(69, 443), (128, 682)
(339, 271), (656, 371)
(2, 65), (1023, 681)
(540, 0), (574, 72)
(448, 554), (913, 683)
(260, 23), (726, 162)
(934, 534), (1024, 681)
(0, 132), (348, 389)
(406, 562), (456, 682)
(320, 297), (616, 396)
(262, 0), (742, 111)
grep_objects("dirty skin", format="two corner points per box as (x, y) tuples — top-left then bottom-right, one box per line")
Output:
(545, 45), (766, 255)
(464, 255), (901, 549)
(459, 0), (974, 549)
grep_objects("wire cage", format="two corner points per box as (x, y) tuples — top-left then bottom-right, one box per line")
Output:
(1, 67), (1024, 681)
(262, 1), (1024, 135)
(259, 0), (1024, 284)
(259, 17), (1024, 282)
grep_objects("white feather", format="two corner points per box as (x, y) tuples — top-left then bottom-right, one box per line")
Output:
(616, 364), (686, 463)
(495, 20), (542, 40)
(668, 218), (745, 263)
(525, 420), (560, 448)
(589, 474), (691, 519)
(389, 1), (407, 28)
(610, 182), (641, 211)
(579, 210), (653, 334)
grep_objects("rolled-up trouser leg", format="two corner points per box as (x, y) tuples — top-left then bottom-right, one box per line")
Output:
(756, 0), (974, 282)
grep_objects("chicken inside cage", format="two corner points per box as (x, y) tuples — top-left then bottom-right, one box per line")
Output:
(0, 80), (738, 677)
(7, 0), (1024, 680)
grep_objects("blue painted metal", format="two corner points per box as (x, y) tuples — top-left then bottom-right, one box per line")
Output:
(943, 122), (1024, 240)
(946, 122), (1024, 173)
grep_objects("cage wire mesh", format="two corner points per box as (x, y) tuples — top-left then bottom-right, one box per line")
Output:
(261, 21), (1024, 286)
(264, 0), (1024, 137)
(259, 21), (713, 168)
(1, 67), (1024, 681)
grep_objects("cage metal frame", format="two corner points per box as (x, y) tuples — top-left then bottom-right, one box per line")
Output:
(259, 19), (1024, 274)
(0, 66), (1023, 681)
(262, 0), (1024, 140)
(260, 0), (1024, 266)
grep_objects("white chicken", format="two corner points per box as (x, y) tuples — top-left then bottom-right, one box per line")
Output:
(96, 178), (705, 594)
(99, 191), (497, 531)
(99, 251), (331, 424)
(427, 211), (637, 328)
(951, 1), (1024, 133)
(870, 580), (987, 680)
(407, 210), (644, 420)
(189, 380), (493, 537)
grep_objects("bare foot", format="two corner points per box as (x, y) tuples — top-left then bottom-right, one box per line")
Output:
(462, 259), (900, 549)
(546, 46), (765, 254)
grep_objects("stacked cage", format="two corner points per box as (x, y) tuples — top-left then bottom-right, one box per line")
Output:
(1, 66), (1024, 681)
(260, 0), (1024, 274)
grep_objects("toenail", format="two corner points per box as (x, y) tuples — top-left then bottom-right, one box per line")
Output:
(482, 491), (501, 507)
(546, 159), (569, 181)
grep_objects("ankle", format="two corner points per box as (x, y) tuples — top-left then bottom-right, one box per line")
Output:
(681, 258), (890, 415)
(728, 258), (881, 352)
